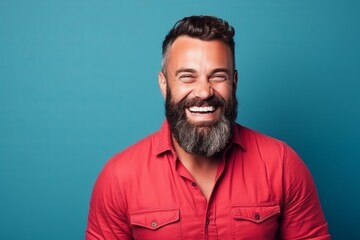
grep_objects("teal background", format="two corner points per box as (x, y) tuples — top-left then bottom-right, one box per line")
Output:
(0, 0), (359, 239)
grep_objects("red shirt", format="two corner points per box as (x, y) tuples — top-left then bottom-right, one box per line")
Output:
(86, 121), (330, 240)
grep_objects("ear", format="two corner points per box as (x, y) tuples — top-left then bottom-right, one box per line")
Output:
(158, 71), (167, 99)
(233, 70), (238, 90)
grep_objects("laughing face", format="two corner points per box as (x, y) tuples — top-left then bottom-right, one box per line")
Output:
(159, 36), (238, 156)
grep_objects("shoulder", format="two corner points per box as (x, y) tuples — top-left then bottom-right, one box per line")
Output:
(236, 124), (314, 183)
(92, 129), (165, 200)
(233, 123), (309, 178)
(108, 130), (162, 172)
(101, 122), (173, 181)
(109, 121), (172, 166)
(233, 123), (290, 157)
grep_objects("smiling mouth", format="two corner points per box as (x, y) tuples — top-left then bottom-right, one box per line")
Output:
(188, 106), (216, 113)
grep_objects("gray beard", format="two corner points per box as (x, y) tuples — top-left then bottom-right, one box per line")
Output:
(165, 87), (237, 157)
(172, 114), (232, 157)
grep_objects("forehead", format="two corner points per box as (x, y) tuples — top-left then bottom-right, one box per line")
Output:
(166, 36), (233, 72)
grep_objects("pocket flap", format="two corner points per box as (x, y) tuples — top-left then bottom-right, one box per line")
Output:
(130, 208), (180, 230)
(231, 201), (280, 223)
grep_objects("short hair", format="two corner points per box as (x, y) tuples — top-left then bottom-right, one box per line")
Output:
(161, 15), (236, 72)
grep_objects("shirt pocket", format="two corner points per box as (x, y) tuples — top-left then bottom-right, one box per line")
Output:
(129, 208), (181, 240)
(231, 201), (280, 240)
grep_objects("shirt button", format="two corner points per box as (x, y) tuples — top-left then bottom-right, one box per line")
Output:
(151, 220), (158, 228)
(191, 182), (197, 187)
(255, 213), (260, 220)
(205, 219), (210, 225)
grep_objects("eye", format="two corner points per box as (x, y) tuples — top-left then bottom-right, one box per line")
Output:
(210, 74), (227, 82)
(179, 74), (196, 83)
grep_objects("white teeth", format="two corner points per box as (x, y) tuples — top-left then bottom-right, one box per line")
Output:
(189, 106), (215, 112)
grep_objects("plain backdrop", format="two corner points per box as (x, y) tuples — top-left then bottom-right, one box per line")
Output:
(1, 0), (359, 239)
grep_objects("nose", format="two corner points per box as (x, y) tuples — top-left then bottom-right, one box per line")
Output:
(193, 79), (214, 99)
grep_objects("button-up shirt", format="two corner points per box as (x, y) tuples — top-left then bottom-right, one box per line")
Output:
(86, 121), (330, 239)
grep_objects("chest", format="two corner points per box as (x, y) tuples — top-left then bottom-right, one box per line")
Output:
(123, 155), (283, 240)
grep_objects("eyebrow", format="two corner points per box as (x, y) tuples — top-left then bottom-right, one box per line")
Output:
(209, 68), (231, 76)
(175, 68), (231, 77)
(175, 68), (197, 76)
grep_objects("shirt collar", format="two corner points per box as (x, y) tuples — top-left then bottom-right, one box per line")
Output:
(154, 120), (174, 156)
(230, 123), (247, 151)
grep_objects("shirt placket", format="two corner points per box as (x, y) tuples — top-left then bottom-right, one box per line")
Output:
(175, 160), (208, 239)
(204, 199), (216, 240)
(175, 155), (226, 240)
(205, 158), (226, 240)
(187, 177), (212, 240)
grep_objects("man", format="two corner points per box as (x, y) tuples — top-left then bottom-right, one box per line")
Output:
(86, 15), (330, 239)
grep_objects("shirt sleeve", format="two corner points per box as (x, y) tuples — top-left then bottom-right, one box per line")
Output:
(85, 159), (132, 240)
(279, 145), (330, 239)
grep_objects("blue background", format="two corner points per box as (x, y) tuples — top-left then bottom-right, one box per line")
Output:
(1, 0), (359, 239)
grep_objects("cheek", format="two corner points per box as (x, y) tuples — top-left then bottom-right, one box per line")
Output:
(212, 83), (234, 100)
(169, 85), (193, 102)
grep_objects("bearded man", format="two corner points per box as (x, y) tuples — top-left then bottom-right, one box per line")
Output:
(85, 15), (330, 240)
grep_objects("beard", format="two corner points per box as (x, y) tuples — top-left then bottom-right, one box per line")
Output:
(165, 86), (238, 157)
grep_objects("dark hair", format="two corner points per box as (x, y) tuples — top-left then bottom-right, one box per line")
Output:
(161, 15), (236, 71)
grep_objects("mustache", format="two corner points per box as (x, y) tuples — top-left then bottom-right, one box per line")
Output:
(182, 95), (226, 108)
